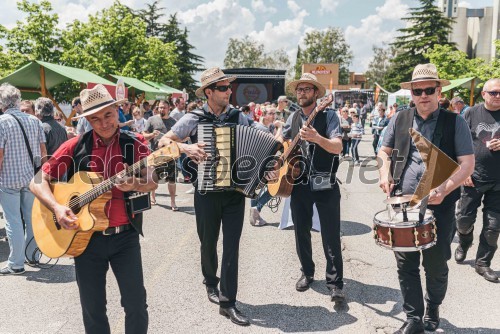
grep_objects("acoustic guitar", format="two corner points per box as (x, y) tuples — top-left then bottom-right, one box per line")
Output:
(267, 94), (333, 198)
(32, 143), (180, 258)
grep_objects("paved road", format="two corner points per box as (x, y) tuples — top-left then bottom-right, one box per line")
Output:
(0, 137), (499, 334)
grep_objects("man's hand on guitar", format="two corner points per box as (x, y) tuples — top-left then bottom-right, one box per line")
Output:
(181, 142), (207, 164)
(54, 204), (79, 230)
(115, 174), (139, 192)
(299, 125), (320, 144)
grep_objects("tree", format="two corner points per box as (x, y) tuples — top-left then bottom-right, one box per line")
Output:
(384, 0), (456, 91)
(0, 0), (61, 76)
(137, 0), (165, 38)
(223, 35), (290, 69)
(61, 2), (179, 89)
(295, 27), (353, 84)
(424, 44), (484, 80)
(160, 14), (204, 95)
(364, 45), (397, 88)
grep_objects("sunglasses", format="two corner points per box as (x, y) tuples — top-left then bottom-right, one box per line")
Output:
(485, 91), (500, 97)
(212, 84), (231, 92)
(412, 87), (437, 96)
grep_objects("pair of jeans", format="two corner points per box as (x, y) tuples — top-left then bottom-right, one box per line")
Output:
(0, 187), (38, 269)
(350, 138), (361, 162)
(74, 229), (148, 334)
(342, 138), (351, 156)
(250, 186), (272, 212)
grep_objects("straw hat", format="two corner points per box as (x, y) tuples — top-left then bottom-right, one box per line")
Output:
(73, 84), (127, 119)
(400, 63), (450, 90)
(286, 73), (326, 97)
(195, 67), (236, 98)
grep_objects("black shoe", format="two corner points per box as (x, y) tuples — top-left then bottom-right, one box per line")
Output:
(295, 274), (314, 291)
(206, 286), (220, 304)
(475, 265), (499, 283)
(219, 306), (250, 326)
(393, 320), (425, 334)
(424, 305), (440, 331)
(330, 286), (345, 302)
(454, 244), (470, 263)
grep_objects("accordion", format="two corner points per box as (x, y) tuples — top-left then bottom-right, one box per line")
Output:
(196, 123), (281, 198)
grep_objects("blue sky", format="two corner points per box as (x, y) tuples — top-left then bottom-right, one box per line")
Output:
(1, 0), (495, 73)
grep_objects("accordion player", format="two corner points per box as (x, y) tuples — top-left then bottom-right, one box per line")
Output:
(186, 122), (281, 198)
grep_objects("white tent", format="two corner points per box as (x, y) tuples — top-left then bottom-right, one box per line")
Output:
(388, 89), (411, 107)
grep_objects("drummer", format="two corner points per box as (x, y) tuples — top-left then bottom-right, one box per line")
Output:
(377, 64), (474, 334)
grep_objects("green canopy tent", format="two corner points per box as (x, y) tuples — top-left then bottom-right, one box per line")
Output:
(109, 75), (169, 102)
(0, 60), (115, 124)
(441, 77), (480, 106)
(142, 80), (183, 95)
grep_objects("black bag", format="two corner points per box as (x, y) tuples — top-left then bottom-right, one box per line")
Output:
(309, 170), (335, 192)
(10, 114), (41, 175)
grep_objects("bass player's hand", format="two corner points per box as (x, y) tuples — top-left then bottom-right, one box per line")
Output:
(54, 204), (79, 230)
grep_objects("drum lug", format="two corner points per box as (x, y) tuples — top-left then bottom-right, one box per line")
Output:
(373, 225), (378, 240)
(388, 228), (393, 247)
(414, 228), (420, 247)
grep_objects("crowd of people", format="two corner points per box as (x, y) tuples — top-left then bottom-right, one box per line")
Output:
(0, 62), (498, 334)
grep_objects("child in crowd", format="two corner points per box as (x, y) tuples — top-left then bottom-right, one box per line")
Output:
(350, 114), (364, 165)
(132, 107), (146, 133)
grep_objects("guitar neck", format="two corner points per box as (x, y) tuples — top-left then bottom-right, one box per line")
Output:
(281, 106), (321, 162)
(73, 158), (147, 210)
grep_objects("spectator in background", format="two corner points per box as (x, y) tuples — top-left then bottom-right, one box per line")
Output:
(359, 102), (368, 128)
(118, 103), (133, 131)
(71, 97), (82, 127)
(143, 101), (153, 119)
(195, 98), (204, 109)
(35, 97), (68, 157)
(142, 100), (178, 209)
(131, 107), (146, 133)
(241, 105), (254, 126)
(170, 97), (186, 121)
(122, 101), (133, 122)
(439, 97), (451, 110)
(277, 95), (290, 121)
(340, 107), (353, 158)
(0, 83), (47, 274)
(372, 106), (389, 156)
(187, 102), (198, 112)
(75, 97), (93, 135)
(248, 102), (256, 120)
(20, 100), (35, 116)
(387, 105), (396, 119)
(350, 114), (364, 165)
(450, 96), (469, 116)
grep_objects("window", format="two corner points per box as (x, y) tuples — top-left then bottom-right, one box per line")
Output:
(454, 7), (457, 12)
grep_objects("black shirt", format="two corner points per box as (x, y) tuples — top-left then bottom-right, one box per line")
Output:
(465, 104), (500, 184)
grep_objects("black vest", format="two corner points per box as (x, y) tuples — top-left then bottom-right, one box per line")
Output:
(391, 108), (460, 206)
(290, 109), (339, 179)
(66, 130), (144, 235)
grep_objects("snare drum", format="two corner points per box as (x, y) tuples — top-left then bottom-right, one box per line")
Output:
(373, 209), (437, 252)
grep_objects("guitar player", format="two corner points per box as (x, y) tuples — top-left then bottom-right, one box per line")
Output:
(30, 84), (158, 334)
(279, 73), (346, 303)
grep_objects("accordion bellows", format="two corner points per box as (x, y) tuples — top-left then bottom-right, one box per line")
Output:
(197, 123), (281, 198)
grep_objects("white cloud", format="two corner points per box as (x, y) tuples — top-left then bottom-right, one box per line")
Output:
(287, 0), (301, 16)
(251, 0), (277, 14)
(177, 0), (256, 68)
(319, 0), (340, 14)
(345, 0), (409, 72)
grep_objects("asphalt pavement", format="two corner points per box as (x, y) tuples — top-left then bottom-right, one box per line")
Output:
(0, 137), (499, 334)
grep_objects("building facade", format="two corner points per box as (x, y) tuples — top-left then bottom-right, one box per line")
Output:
(440, 0), (499, 61)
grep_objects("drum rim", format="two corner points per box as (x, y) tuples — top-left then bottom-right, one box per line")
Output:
(375, 239), (437, 252)
(373, 209), (435, 228)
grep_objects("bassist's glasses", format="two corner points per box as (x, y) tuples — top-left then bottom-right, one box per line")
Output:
(412, 87), (437, 96)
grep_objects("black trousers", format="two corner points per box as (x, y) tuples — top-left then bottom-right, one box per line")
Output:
(290, 182), (343, 289)
(194, 190), (245, 307)
(394, 203), (455, 322)
(456, 184), (500, 267)
(74, 229), (148, 334)
(372, 134), (380, 154)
